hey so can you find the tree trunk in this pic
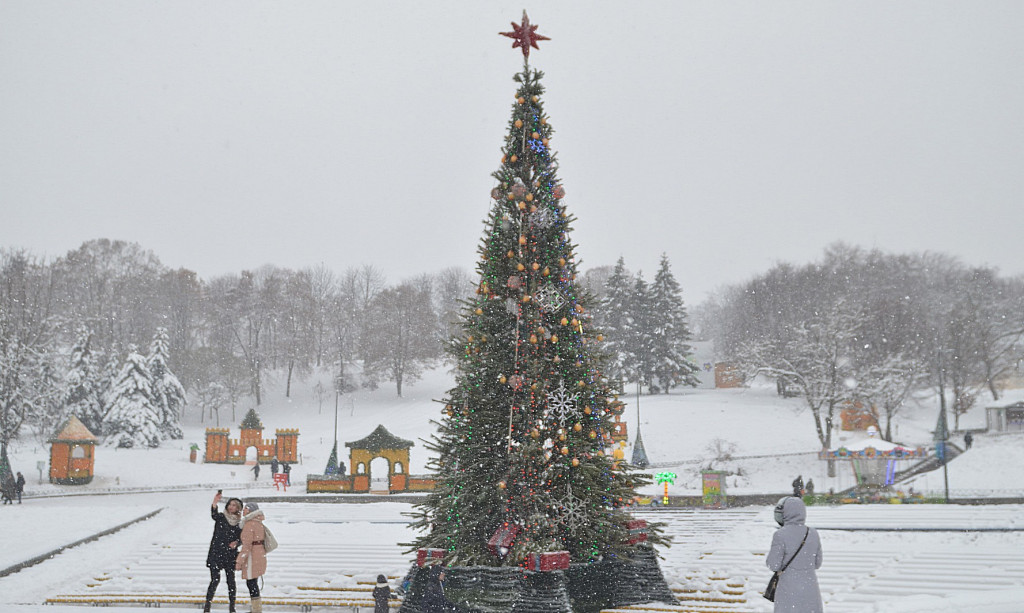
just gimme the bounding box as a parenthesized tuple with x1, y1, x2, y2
(286, 360, 294, 398)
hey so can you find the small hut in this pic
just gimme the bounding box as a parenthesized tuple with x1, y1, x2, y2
(346, 424, 414, 493)
(49, 415, 98, 485)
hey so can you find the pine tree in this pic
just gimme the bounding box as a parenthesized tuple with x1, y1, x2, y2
(410, 62, 657, 567)
(148, 327, 185, 439)
(63, 327, 104, 434)
(598, 257, 635, 386)
(648, 254, 700, 393)
(621, 273, 656, 392)
(103, 346, 161, 448)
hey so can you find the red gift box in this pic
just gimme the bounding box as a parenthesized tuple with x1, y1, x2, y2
(487, 522, 521, 558)
(626, 518, 648, 544)
(525, 551, 570, 572)
(416, 548, 446, 567)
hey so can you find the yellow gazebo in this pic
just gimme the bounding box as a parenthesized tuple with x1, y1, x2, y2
(49, 415, 98, 485)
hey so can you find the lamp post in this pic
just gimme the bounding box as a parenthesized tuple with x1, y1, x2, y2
(934, 403, 950, 503)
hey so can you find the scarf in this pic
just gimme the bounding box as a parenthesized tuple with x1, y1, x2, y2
(225, 512, 241, 527)
(240, 510, 265, 528)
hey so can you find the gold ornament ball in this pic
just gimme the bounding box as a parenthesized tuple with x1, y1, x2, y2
(514, 119, 523, 128)
(558, 433, 566, 442)
(532, 131, 540, 139)
(498, 480, 507, 489)
(531, 95, 539, 103)
(519, 235, 528, 245)
(517, 263, 525, 272)
(499, 375, 508, 384)
(510, 154, 518, 163)
(517, 201, 527, 210)
(588, 431, 597, 439)
(531, 262, 540, 270)
(475, 308, 483, 315)
(526, 193, 534, 202)
(573, 423, 582, 432)
(543, 267, 550, 276)
(558, 258, 566, 266)
(506, 250, 515, 258)
(577, 381, 585, 388)
(542, 138, 550, 146)
(529, 334, 538, 344)
(550, 334, 558, 344)
(531, 429, 540, 439)
(522, 295, 531, 303)
(597, 334, 604, 341)
(560, 446, 569, 455)
(560, 317, 569, 326)
(540, 117, 547, 125)
(517, 97, 525, 104)
(572, 458, 580, 467)
(583, 406, 592, 415)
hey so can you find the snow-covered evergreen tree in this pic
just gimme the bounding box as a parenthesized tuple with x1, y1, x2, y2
(598, 257, 635, 386)
(648, 254, 700, 393)
(63, 327, 104, 434)
(621, 272, 656, 391)
(103, 346, 161, 448)
(148, 327, 185, 439)
(96, 352, 120, 416)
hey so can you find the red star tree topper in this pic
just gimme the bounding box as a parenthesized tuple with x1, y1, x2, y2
(500, 11, 550, 59)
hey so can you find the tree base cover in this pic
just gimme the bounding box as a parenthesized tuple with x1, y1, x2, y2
(398, 546, 675, 613)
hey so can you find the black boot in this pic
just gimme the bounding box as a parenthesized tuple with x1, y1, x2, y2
(203, 601, 212, 613)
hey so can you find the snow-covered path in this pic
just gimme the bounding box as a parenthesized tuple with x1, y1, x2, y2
(6, 492, 1024, 613)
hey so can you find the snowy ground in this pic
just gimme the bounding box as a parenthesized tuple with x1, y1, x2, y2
(2, 496, 1023, 612)
(4, 367, 1024, 611)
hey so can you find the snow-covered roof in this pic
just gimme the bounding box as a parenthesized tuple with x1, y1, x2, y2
(345, 424, 413, 452)
(49, 415, 98, 443)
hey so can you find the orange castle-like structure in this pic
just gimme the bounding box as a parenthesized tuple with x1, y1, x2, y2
(204, 409, 299, 464)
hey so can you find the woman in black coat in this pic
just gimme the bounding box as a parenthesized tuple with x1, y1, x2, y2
(205, 492, 243, 613)
(373, 574, 395, 613)
(420, 566, 449, 613)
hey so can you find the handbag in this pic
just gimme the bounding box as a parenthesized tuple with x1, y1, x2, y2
(763, 527, 809, 602)
(262, 524, 279, 553)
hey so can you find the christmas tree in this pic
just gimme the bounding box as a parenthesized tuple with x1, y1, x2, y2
(410, 12, 662, 570)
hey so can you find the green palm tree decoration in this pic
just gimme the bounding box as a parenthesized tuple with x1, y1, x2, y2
(655, 471, 676, 506)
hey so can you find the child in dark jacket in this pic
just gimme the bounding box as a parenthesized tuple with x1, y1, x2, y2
(373, 574, 394, 613)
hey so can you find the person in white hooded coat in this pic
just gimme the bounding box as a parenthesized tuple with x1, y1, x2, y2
(766, 496, 823, 612)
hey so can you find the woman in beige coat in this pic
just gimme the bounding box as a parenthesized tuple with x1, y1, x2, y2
(236, 502, 268, 613)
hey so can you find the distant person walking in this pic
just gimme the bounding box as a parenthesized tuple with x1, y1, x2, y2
(767, 496, 823, 612)
(805, 479, 814, 497)
(237, 502, 268, 613)
(964, 432, 974, 449)
(205, 492, 243, 613)
(251, 463, 260, 481)
(373, 573, 396, 613)
(791, 475, 804, 497)
(270, 456, 279, 475)
(15, 471, 25, 503)
(282, 462, 291, 486)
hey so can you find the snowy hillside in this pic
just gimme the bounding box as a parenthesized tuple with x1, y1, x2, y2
(7, 366, 1022, 500)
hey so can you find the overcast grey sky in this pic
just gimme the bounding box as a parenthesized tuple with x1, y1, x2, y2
(2, 2, 1022, 304)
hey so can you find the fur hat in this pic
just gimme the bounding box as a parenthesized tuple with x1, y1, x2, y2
(244, 501, 260, 512)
